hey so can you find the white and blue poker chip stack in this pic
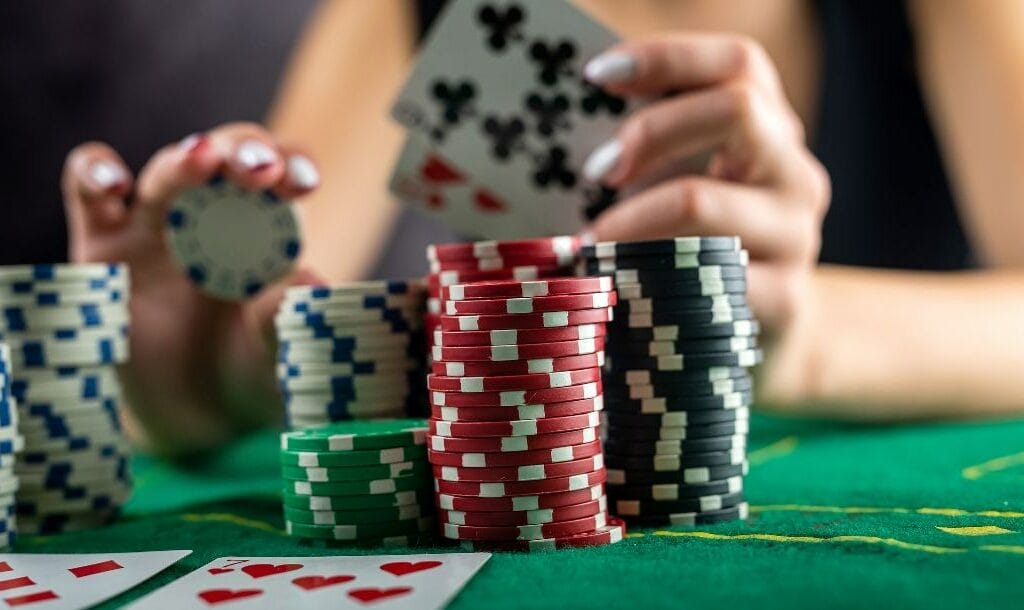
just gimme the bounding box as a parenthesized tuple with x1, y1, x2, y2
(578, 237, 759, 527)
(0, 344, 23, 548)
(0, 263, 132, 535)
(274, 280, 427, 429)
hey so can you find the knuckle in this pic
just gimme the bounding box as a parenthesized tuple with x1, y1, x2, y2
(730, 36, 769, 74)
(671, 178, 713, 225)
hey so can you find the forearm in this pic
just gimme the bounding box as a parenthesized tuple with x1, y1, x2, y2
(762, 265, 1024, 419)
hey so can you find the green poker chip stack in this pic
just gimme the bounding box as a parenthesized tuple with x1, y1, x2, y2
(280, 419, 435, 544)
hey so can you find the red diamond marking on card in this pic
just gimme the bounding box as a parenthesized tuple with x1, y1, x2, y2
(208, 568, 234, 575)
(379, 561, 442, 577)
(422, 156, 463, 184)
(5, 591, 59, 607)
(0, 563, 10, 573)
(198, 589, 262, 605)
(0, 577, 34, 592)
(474, 190, 506, 213)
(348, 587, 413, 604)
(292, 575, 355, 591)
(241, 564, 303, 579)
(69, 560, 122, 578)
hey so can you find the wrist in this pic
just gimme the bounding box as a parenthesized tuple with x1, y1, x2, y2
(757, 270, 824, 408)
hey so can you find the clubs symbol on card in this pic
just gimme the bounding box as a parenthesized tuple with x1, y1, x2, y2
(579, 81, 627, 117)
(379, 561, 442, 577)
(198, 589, 263, 605)
(348, 587, 414, 604)
(241, 563, 303, 579)
(292, 575, 356, 591)
(482, 116, 527, 160)
(525, 93, 572, 137)
(529, 39, 577, 85)
(533, 146, 577, 189)
(430, 81, 477, 141)
(477, 4, 525, 51)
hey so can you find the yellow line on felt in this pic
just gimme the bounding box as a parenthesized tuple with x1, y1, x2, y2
(936, 525, 1015, 536)
(747, 436, 798, 465)
(962, 450, 1024, 480)
(181, 513, 282, 534)
(751, 504, 1024, 519)
(980, 545, 1024, 555)
(653, 530, 965, 555)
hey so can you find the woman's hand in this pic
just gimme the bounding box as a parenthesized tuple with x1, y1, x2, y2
(61, 123, 321, 455)
(582, 33, 830, 334)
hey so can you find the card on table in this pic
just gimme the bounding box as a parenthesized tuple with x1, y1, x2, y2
(390, 0, 635, 238)
(125, 553, 491, 610)
(0, 550, 190, 610)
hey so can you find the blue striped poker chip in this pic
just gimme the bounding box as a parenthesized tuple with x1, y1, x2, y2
(0, 518, 15, 535)
(275, 308, 416, 329)
(17, 491, 128, 516)
(284, 281, 424, 302)
(12, 373, 114, 401)
(276, 320, 418, 341)
(0, 436, 23, 455)
(18, 414, 122, 439)
(278, 335, 413, 353)
(0, 400, 14, 428)
(166, 176, 301, 300)
(283, 294, 420, 315)
(9, 339, 127, 368)
(276, 360, 419, 378)
(0, 289, 126, 308)
(19, 436, 128, 459)
(1, 305, 127, 332)
(0, 263, 126, 283)
(18, 464, 132, 492)
(20, 396, 120, 418)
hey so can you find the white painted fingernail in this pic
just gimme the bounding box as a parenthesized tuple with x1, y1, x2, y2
(577, 230, 596, 247)
(236, 139, 278, 170)
(287, 155, 319, 189)
(584, 52, 636, 84)
(583, 139, 623, 182)
(178, 132, 205, 153)
(88, 161, 128, 189)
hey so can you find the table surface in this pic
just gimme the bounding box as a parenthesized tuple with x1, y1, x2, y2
(18, 413, 1024, 609)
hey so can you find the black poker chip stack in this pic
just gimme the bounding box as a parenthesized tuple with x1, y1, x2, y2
(578, 237, 759, 526)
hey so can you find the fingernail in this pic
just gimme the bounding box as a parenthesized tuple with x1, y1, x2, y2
(577, 230, 596, 247)
(584, 51, 636, 84)
(236, 140, 278, 171)
(178, 132, 206, 154)
(582, 139, 623, 182)
(88, 161, 128, 191)
(287, 154, 319, 190)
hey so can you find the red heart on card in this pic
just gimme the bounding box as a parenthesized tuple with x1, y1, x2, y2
(207, 568, 233, 575)
(379, 561, 442, 577)
(198, 589, 262, 605)
(474, 190, 506, 212)
(292, 575, 356, 591)
(241, 563, 303, 579)
(348, 587, 413, 604)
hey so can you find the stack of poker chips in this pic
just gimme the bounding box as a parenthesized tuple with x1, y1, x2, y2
(0, 345, 21, 548)
(578, 237, 759, 526)
(427, 275, 626, 551)
(274, 281, 428, 427)
(280, 419, 435, 545)
(424, 237, 581, 356)
(0, 263, 132, 534)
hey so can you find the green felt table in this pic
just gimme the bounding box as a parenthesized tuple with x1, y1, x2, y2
(18, 413, 1024, 609)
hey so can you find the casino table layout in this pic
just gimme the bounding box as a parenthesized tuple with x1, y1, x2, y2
(20, 412, 1024, 609)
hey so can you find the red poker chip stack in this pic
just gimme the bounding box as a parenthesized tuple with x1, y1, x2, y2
(423, 266, 626, 551)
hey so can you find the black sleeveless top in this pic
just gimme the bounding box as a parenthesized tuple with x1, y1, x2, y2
(405, 0, 975, 273)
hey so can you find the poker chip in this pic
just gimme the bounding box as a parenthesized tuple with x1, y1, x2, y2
(433, 324, 606, 347)
(429, 253, 577, 274)
(442, 512, 607, 541)
(427, 368, 602, 393)
(275, 282, 427, 425)
(431, 352, 605, 377)
(457, 517, 625, 552)
(432, 455, 603, 482)
(612, 491, 745, 516)
(430, 383, 602, 409)
(608, 307, 755, 329)
(615, 279, 748, 299)
(166, 177, 301, 300)
(603, 350, 763, 372)
(580, 237, 755, 527)
(434, 468, 607, 498)
(606, 462, 749, 486)
(440, 497, 606, 527)
(430, 396, 604, 423)
(427, 439, 603, 468)
(280, 419, 434, 544)
(581, 250, 749, 272)
(444, 292, 616, 316)
(443, 277, 612, 301)
(283, 504, 426, 526)
(439, 307, 614, 332)
(431, 337, 605, 363)
(606, 476, 744, 501)
(436, 484, 605, 512)
(0, 264, 134, 536)
(428, 412, 600, 437)
(428, 266, 566, 292)
(280, 420, 427, 452)
(427, 428, 598, 453)
(621, 502, 750, 526)
(427, 237, 580, 262)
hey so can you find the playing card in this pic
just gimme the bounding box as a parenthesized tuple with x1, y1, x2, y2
(0, 550, 190, 610)
(391, 0, 635, 238)
(125, 553, 491, 610)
